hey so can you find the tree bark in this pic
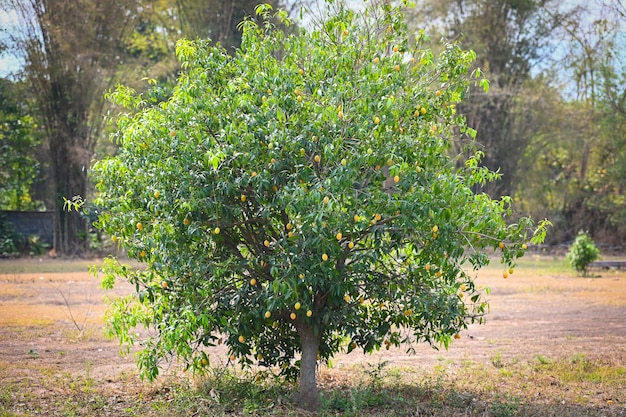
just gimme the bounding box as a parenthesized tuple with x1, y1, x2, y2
(295, 321, 321, 410)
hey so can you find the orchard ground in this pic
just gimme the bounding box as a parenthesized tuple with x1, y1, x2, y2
(0, 255, 625, 416)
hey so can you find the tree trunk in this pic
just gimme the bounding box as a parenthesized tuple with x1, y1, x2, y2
(51, 138, 89, 255)
(295, 321, 321, 410)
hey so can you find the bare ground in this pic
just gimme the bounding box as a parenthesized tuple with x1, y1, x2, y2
(1, 256, 625, 415)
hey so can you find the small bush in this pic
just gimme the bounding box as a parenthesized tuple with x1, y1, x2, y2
(567, 231, 599, 276)
(0, 214, 19, 257)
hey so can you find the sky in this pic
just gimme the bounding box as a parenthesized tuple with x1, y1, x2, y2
(0, 8, 21, 77)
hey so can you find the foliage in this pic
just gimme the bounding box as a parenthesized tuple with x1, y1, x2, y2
(0, 213, 19, 257)
(0, 78, 41, 211)
(91, 2, 547, 407)
(566, 231, 599, 276)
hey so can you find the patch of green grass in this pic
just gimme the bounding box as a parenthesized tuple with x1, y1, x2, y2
(536, 353, 626, 384)
(513, 256, 570, 274)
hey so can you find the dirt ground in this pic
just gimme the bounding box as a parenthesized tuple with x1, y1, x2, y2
(1, 255, 625, 413)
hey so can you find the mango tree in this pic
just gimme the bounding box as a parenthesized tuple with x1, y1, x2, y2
(91, 3, 548, 409)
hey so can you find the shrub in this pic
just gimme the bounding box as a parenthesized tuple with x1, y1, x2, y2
(567, 230, 599, 276)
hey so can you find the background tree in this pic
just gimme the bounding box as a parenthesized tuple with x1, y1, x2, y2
(176, 0, 280, 50)
(409, 0, 561, 198)
(92, 3, 548, 409)
(515, 1, 626, 245)
(2, 0, 144, 254)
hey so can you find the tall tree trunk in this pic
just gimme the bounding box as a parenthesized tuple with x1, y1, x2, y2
(51, 136, 89, 255)
(295, 321, 321, 410)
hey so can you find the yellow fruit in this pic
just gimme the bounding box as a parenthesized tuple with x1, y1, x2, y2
(299, 68, 304, 75)
(290, 312, 296, 320)
(460, 284, 467, 291)
(414, 109, 420, 117)
(425, 264, 431, 272)
(338, 109, 344, 119)
(314, 155, 321, 163)
(353, 214, 360, 222)
(341, 158, 347, 166)
(136, 222, 143, 230)
(436, 270, 442, 277)
(432, 225, 439, 233)
(295, 302, 301, 311)
(421, 107, 427, 114)
(267, 88, 272, 95)
(393, 175, 400, 183)
(201, 358, 208, 366)
(161, 281, 168, 289)
(111, 235, 118, 242)
(240, 194, 247, 202)
(522, 243, 528, 250)
(404, 309, 412, 316)
(238, 335, 245, 343)
(359, 296, 365, 304)
(432, 233, 438, 239)
(498, 241, 505, 249)
(342, 29, 348, 36)
(344, 294, 351, 302)
(435, 90, 442, 97)
(214, 227, 221, 235)
(323, 196, 329, 204)
(251, 171, 257, 177)
(373, 57, 380, 64)
(374, 116, 380, 124)
(265, 311, 271, 319)
(322, 253, 328, 261)
(250, 278, 257, 286)
(140, 250, 146, 258)
(184, 218, 190, 226)
(299, 273, 305, 279)
(509, 267, 514, 275)
(170, 130, 176, 137)
(375, 213, 382, 221)
(264, 240, 270, 247)
(348, 241, 354, 249)
(336, 232, 342, 240)
(153, 191, 160, 198)
(410, 57, 416, 64)
(502, 270, 509, 279)
(288, 231, 294, 238)
(286, 223, 292, 231)
(454, 334, 461, 340)
(394, 64, 400, 72)
(306, 310, 312, 317)
(297, 95, 302, 102)
(393, 45, 399, 53)
(257, 354, 263, 361)
(230, 354, 236, 361)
